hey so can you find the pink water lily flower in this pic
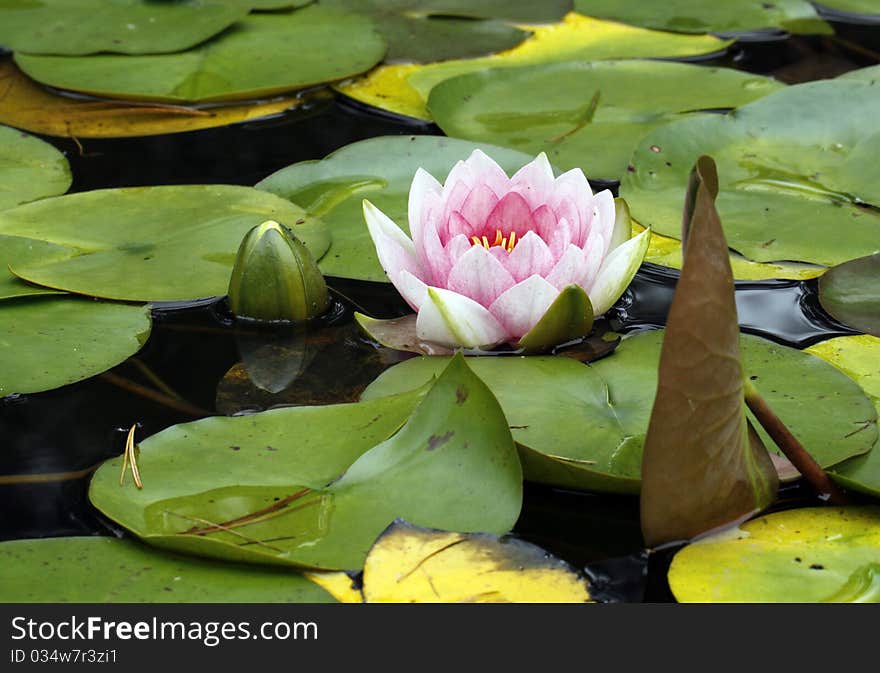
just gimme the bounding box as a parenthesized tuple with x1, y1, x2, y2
(363, 150, 651, 349)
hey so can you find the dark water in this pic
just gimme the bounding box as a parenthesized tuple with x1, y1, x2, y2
(1, 26, 877, 602)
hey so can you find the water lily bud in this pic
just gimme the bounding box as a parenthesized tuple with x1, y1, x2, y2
(228, 220, 329, 322)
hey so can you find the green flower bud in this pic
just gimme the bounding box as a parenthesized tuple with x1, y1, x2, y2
(228, 220, 329, 322)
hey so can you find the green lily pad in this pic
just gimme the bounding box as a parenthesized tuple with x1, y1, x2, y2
(89, 356, 522, 570)
(427, 60, 784, 180)
(620, 79, 880, 267)
(819, 254, 880, 337)
(668, 507, 880, 602)
(336, 15, 734, 122)
(228, 0, 311, 8)
(840, 65, 880, 82)
(0, 296, 151, 396)
(320, 1, 572, 64)
(571, 0, 832, 35)
(15, 7, 386, 103)
(362, 330, 878, 494)
(0, 235, 74, 300)
(0, 185, 329, 302)
(806, 335, 880, 498)
(256, 135, 535, 283)
(0, 125, 71, 212)
(0, 0, 250, 56)
(0, 536, 335, 603)
(818, 1, 880, 16)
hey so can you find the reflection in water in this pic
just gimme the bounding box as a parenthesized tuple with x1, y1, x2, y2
(616, 264, 856, 347)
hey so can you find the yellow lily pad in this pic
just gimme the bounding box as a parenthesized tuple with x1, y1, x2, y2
(360, 520, 592, 603)
(303, 571, 364, 603)
(335, 13, 731, 120)
(0, 60, 310, 139)
(669, 506, 880, 602)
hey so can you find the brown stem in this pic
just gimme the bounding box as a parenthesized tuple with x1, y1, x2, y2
(744, 380, 850, 505)
(128, 358, 184, 401)
(99, 372, 211, 417)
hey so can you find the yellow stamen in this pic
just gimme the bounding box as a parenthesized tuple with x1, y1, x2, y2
(469, 229, 521, 252)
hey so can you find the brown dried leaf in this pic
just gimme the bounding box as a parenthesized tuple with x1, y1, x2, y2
(640, 156, 778, 547)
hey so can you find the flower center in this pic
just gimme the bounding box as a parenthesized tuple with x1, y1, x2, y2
(470, 229, 518, 253)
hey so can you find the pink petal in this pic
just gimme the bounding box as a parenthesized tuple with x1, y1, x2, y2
(415, 189, 447, 270)
(530, 204, 557, 241)
(510, 152, 555, 209)
(485, 192, 535, 240)
(459, 183, 500, 237)
(553, 197, 583, 247)
(505, 230, 554, 282)
(446, 211, 473, 242)
(442, 175, 472, 214)
(417, 286, 508, 349)
(543, 216, 575, 259)
(552, 168, 594, 242)
(418, 184, 449, 247)
(418, 208, 452, 287)
(462, 148, 511, 195)
(363, 200, 425, 284)
(488, 275, 561, 339)
(545, 243, 586, 290)
(446, 244, 516, 308)
(408, 167, 442, 253)
(444, 233, 472, 266)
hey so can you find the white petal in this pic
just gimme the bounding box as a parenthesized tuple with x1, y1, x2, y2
(488, 275, 561, 338)
(587, 227, 651, 316)
(408, 167, 442, 252)
(417, 287, 508, 349)
(579, 230, 605, 289)
(553, 166, 592, 197)
(364, 199, 416, 256)
(363, 199, 425, 285)
(396, 269, 428, 311)
(591, 189, 616, 257)
(609, 197, 631, 253)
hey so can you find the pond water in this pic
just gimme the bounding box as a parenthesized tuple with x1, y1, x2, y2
(1, 26, 878, 602)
